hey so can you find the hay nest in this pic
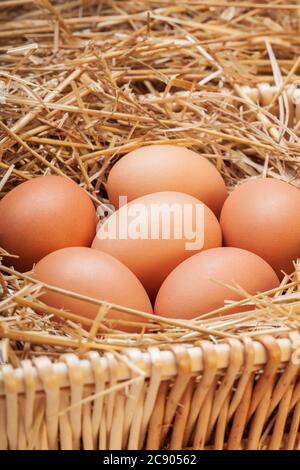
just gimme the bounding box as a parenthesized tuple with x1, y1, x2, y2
(0, 0, 300, 365)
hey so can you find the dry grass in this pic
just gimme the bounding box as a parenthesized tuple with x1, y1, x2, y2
(0, 0, 300, 364)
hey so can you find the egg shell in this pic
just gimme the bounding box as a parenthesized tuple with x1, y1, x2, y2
(0, 176, 97, 271)
(92, 191, 222, 300)
(107, 145, 227, 217)
(154, 247, 280, 319)
(220, 178, 300, 277)
(33, 247, 153, 332)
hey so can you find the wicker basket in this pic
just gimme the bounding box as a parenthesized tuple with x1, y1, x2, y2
(0, 335, 300, 450)
(0, 80, 298, 450)
(1, 0, 300, 452)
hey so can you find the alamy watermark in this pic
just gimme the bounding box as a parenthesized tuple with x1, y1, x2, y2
(96, 196, 205, 250)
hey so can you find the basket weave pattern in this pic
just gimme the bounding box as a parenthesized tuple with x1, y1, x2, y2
(1, 336, 300, 450)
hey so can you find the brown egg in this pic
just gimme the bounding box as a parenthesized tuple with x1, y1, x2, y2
(34, 247, 152, 332)
(154, 247, 279, 319)
(92, 191, 222, 300)
(220, 178, 300, 277)
(107, 145, 227, 217)
(0, 176, 97, 271)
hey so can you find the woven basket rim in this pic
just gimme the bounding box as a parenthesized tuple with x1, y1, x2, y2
(0, 336, 296, 397)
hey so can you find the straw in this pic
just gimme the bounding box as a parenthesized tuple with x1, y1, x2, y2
(0, 0, 300, 360)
